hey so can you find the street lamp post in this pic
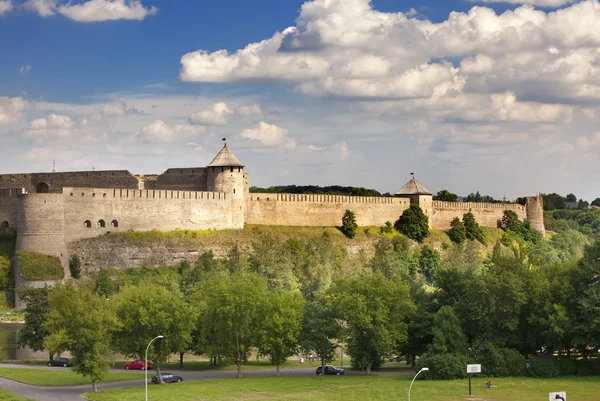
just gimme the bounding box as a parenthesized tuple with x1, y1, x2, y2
(408, 367, 429, 401)
(145, 335, 164, 401)
(0, 311, 11, 321)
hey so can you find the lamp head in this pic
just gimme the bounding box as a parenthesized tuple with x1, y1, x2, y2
(421, 367, 429, 372)
(157, 335, 164, 339)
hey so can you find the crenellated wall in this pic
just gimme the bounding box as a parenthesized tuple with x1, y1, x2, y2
(146, 167, 209, 191)
(245, 193, 411, 227)
(430, 201, 527, 230)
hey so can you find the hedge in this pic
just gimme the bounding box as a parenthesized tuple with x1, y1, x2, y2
(17, 251, 64, 281)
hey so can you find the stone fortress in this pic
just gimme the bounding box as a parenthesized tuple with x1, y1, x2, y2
(0, 144, 545, 290)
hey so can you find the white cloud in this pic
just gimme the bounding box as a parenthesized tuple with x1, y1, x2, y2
(240, 121, 296, 149)
(189, 102, 232, 125)
(0, 0, 12, 15)
(24, 0, 157, 21)
(467, 0, 575, 7)
(0, 97, 26, 126)
(26, 113, 74, 138)
(140, 120, 205, 143)
(18, 65, 32, 75)
(306, 141, 350, 161)
(235, 104, 263, 117)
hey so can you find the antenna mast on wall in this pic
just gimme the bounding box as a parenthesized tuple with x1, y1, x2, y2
(52, 160, 56, 172)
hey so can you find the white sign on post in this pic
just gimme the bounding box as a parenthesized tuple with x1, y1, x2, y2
(549, 392, 566, 401)
(466, 364, 481, 374)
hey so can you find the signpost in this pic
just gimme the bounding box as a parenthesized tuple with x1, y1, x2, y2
(466, 364, 481, 396)
(549, 392, 566, 401)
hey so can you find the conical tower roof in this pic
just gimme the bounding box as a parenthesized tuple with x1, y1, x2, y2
(394, 177, 431, 196)
(207, 145, 244, 167)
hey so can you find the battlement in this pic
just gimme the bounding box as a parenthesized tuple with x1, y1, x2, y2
(249, 193, 409, 205)
(62, 187, 227, 201)
(432, 201, 525, 212)
(0, 188, 24, 197)
(0, 170, 135, 180)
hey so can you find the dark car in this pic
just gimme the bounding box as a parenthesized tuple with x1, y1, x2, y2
(151, 373, 183, 384)
(316, 365, 345, 375)
(48, 358, 70, 367)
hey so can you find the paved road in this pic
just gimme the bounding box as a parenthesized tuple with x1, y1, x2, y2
(0, 363, 414, 401)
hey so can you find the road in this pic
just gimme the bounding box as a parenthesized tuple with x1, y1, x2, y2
(0, 364, 332, 401)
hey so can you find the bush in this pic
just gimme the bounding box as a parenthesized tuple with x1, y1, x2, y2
(448, 217, 466, 244)
(395, 205, 429, 241)
(0, 255, 12, 291)
(470, 341, 525, 377)
(380, 221, 393, 234)
(526, 357, 561, 378)
(463, 213, 486, 244)
(416, 353, 469, 380)
(69, 255, 82, 279)
(17, 251, 64, 281)
(500, 348, 526, 377)
(341, 210, 358, 239)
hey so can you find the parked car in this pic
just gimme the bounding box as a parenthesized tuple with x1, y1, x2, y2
(124, 360, 152, 370)
(151, 373, 184, 384)
(316, 365, 345, 375)
(48, 358, 71, 367)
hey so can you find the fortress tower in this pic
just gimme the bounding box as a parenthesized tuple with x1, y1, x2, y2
(394, 177, 434, 226)
(206, 144, 245, 229)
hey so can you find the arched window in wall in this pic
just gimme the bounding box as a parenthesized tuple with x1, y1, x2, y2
(0, 221, 9, 230)
(84, 220, 92, 228)
(111, 220, 119, 228)
(98, 220, 106, 228)
(36, 182, 49, 193)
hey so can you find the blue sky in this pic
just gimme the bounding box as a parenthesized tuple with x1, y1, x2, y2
(1, 0, 599, 200)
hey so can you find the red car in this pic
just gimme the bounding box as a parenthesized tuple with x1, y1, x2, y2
(124, 360, 152, 370)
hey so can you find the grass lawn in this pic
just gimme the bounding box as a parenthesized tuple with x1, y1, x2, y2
(83, 375, 600, 401)
(0, 389, 32, 401)
(0, 368, 145, 387)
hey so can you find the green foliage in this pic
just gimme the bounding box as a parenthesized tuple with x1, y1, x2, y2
(466, 191, 500, 203)
(249, 185, 382, 197)
(545, 208, 600, 237)
(69, 255, 81, 279)
(94, 269, 116, 297)
(470, 340, 524, 377)
(501, 210, 521, 232)
(299, 299, 338, 371)
(463, 212, 486, 244)
(433, 190, 459, 202)
(592, 198, 600, 207)
(327, 275, 414, 374)
(0, 221, 15, 241)
(429, 306, 467, 355)
(526, 357, 561, 378)
(341, 210, 358, 239)
(416, 353, 469, 380)
(418, 245, 441, 281)
(17, 286, 50, 354)
(0, 255, 12, 291)
(543, 193, 567, 210)
(369, 237, 417, 280)
(44, 282, 118, 391)
(447, 217, 466, 244)
(379, 221, 393, 234)
(395, 204, 429, 241)
(16, 251, 64, 281)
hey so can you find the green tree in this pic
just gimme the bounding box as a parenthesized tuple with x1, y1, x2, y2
(429, 306, 468, 355)
(193, 272, 267, 378)
(257, 290, 304, 376)
(17, 287, 51, 358)
(448, 217, 466, 244)
(112, 281, 194, 382)
(565, 193, 577, 203)
(69, 255, 81, 279)
(466, 191, 483, 202)
(577, 199, 589, 210)
(395, 204, 429, 241)
(500, 210, 521, 232)
(418, 245, 442, 281)
(434, 190, 459, 202)
(299, 299, 339, 374)
(463, 212, 486, 243)
(591, 198, 600, 207)
(328, 275, 414, 375)
(341, 210, 358, 239)
(543, 193, 567, 210)
(43, 282, 118, 392)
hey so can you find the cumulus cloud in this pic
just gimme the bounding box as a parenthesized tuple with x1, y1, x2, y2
(306, 141, 350, 161)
(240, 121, 296, 149)
(26, 113, 74, 138)
(189, 102, 233, 125)
(0, 97, 26, 127)
(18, 65, 32, 74)
(0, 1, 12, 15)
(467, 0, 575, 7)
(235, 104, 263, 117)
(24, 0, 157, 21)
(89, 100, 142, 121)
(140, 120, 205, 142)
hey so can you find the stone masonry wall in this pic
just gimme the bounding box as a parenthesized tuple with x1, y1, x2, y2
(62, 187, 236, 243)
(430, 201, 527, 230)
(146, 167, 209, 191)
(0, 188, 22, 229)
(0, 171, 139, 193)
(245, 193, 411, 227)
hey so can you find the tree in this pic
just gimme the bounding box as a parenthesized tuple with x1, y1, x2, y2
(395, 204, 429, 241)
(299, 299, 339, 375)
(543, 193, 567, 210)
(500, 210, 521, 232)
(434, 190, 459, 202)
(112, 281, 194, 383)
(463, 212, 486, 243)
(328, 275, 414, 375)
(592, 198, 600, 207)
(43, 282, 118, 392)
(429, 306, 468, 355)
(577, 199, 589, 210)
(448, 217, 466, 244)
(341, 210, 358, 239)
(565, 193, 577, 203)
(466, 191, 483, 202)
(17, 287, 51, 358)
(69, 255, 81, 279)
(193, 272, 267, 378)
(418, 245, 441, 281)
(257, 290, 304, 376)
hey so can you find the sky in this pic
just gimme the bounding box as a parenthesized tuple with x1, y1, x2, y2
(0, 0, 599, 201)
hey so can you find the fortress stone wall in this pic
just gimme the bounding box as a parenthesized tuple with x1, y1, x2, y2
(0, 144, 545, 297)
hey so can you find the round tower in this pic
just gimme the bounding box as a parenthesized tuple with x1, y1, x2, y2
(206, 144, 245, 229)
(526, 196, 545, 236)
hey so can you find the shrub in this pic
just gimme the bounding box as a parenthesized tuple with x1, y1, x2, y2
(16, 251, 64, 281)
(500, 348, 526, 377)
(0, 255, 12, 291)
(526, 357, 561, 378)
(69, 255, 82, 279)
(463, 212, 486, 244)
(448, 217, 466, 244)
(416, 353, 469, 380)
(341, 210, 358, 239)
(380, 221, 393, 234)
(470, 341, 525, 377)
(395, 205, 429, 241)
